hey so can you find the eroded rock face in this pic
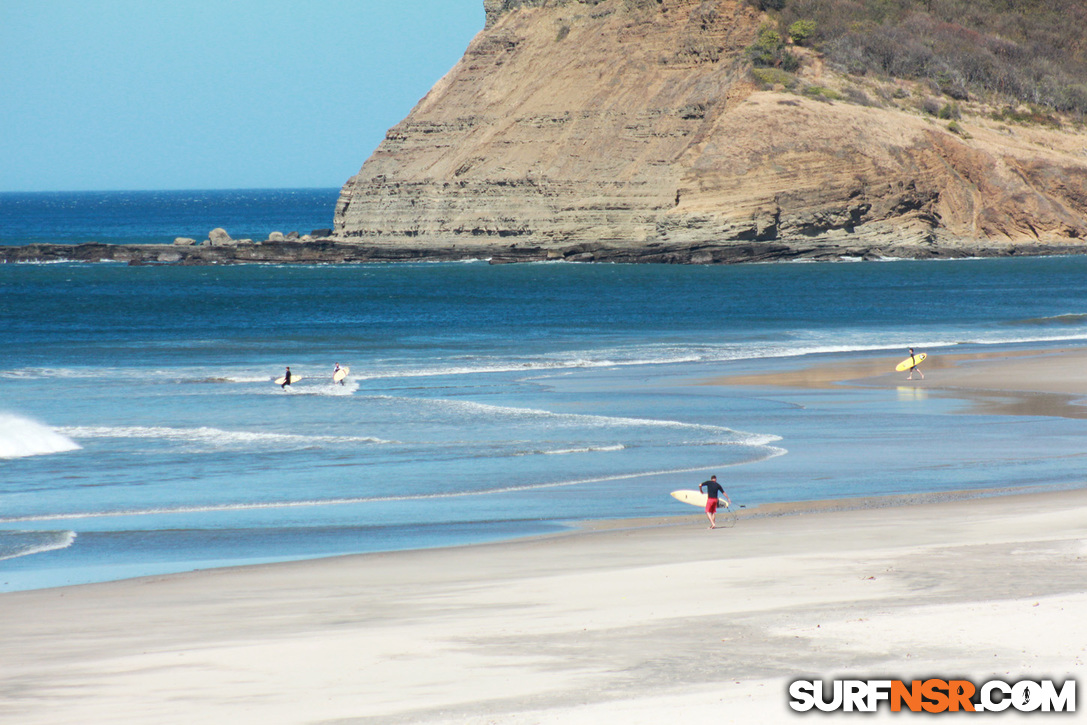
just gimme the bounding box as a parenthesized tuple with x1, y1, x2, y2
(336, 0, 763, 249)
(333, 0, 1087, 258)
(208, 228, 234, 246)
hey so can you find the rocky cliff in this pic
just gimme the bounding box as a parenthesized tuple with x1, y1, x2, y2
(334, 0, 1087, 261)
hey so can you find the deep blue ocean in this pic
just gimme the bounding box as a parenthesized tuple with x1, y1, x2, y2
(3, 190, 1087, 591)
(0, 189, 339, 245)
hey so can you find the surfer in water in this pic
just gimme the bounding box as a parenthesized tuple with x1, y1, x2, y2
(699, 475, 731, 529)
(333, 362, 344, 385)
(906, 347, 924, 380)
(281, 366, 292, 389)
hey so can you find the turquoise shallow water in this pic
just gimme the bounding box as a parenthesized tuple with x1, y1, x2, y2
(3, 246, 1087, 590)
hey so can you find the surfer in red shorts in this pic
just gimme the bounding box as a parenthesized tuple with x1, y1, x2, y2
(699, 475, 731, 529)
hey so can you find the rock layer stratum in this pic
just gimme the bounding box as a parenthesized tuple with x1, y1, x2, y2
(332, 0, 1087, 262)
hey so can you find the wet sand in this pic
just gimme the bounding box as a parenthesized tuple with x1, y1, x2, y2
(710, 346, 1087, 418)
(2, 349, 1086, 724)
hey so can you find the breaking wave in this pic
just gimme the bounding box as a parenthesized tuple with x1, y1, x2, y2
(0, 530, 77, 561)
(0, 413, 82, 459)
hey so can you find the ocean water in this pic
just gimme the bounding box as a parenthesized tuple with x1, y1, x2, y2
(0, 189, 340, 245)
(4, 194, 1087, 591)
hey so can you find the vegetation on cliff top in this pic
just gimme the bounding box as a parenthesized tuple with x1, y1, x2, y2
(745, 0, 1087, 116)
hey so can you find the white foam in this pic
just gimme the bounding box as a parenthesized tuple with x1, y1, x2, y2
(371, 395, 782, 446)
(5, 334, 1087, 388)
(275, 379, 362, 396)
(203, 375, 270, 384)
(0, 413, 82, 459)
(541, 444, 627, 455)
(4, 259, 85, 265)
(0, 368, 102, 380)
(57, 425, 392, 447)
(0, 530, 77, 561)
(0, 451, 788, 525)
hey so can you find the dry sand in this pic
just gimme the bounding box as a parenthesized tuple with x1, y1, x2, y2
(2, 349, 1086, 724)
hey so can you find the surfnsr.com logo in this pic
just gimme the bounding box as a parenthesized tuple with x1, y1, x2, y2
(788, 678, 1076, 713)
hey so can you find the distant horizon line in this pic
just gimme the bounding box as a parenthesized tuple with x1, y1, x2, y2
(0, 186, 344, 195)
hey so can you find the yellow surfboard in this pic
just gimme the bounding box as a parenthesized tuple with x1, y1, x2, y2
(895, 353, 927, 372)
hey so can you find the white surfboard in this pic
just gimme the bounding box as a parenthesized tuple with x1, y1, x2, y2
(670, 489, 725, 508)
(333, 366, 349, 383)
(274, 375, 301, 385)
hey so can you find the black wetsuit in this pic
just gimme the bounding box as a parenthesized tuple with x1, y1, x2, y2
(700, 480, 724, 499)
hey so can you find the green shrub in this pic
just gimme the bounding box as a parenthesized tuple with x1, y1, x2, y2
(947, 121, 970, 137)
(788, 19, 817, 46)
(937, 102, 961, 120)
(803, 85, 843, 101)
(752, 67, 795, 88)
(746, 25, 797, 69)
(990, 106, 1063, 129)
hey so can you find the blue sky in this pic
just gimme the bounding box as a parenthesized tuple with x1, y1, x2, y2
(0, 1, 484, 191)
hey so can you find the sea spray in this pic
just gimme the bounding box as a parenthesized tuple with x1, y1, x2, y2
(0, 412, 81, 459)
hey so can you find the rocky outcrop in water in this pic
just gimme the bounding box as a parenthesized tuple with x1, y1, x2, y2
(332, 0, 1087, 260)
(7, 237, 1086, 266)
(8, 0, 1087, 266)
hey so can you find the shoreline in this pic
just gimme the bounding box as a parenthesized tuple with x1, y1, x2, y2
(6, 240, 1087, 266)
(7, 342, 1087, 593)
(3, 343, 1087, 721)
(705, 346, 1085, 389)
(577, 481, 1086, 532)
(2, 486, 1083, 723)
(707, 344, 1087, 419)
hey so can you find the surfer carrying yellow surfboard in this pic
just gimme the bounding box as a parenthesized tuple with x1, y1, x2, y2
(905, 347, 924, 380)
(699, 475, 731, 529)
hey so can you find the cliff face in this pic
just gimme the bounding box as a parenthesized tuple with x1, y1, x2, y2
(333, 0, 1087, 260)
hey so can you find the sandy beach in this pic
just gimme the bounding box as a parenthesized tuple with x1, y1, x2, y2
(3, 349, 1085, 724)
